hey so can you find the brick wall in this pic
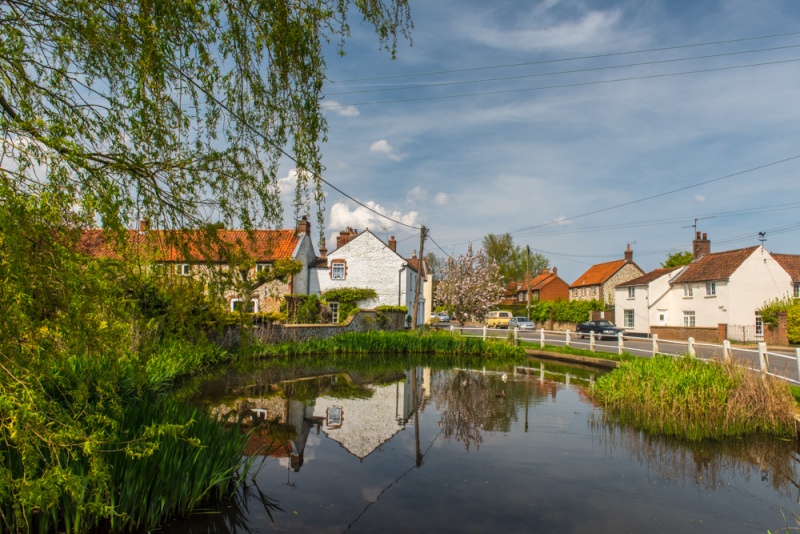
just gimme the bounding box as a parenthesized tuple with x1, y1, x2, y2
(650, 325, 720, 343)
(763, 312, 789, 346)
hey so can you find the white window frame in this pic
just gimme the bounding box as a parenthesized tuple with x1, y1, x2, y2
(331, 261, 346, 280)
(627, 287, 635, 299)
(683, 284, 693, 298)
(176, 263, 191, 276)
(705, 281, 716, 296)
(794, 282, 800, 298)
(755, 312, 763, 337)
(230, 298, 259, 313)
(329, 301, 339, 323)
(683, 311, 696, 328)
(624, 309, 635, 328)
(256, 263, 272, 273)
(518, 293, 525, 302)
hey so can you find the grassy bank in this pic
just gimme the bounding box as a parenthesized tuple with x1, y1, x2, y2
(521, 342, 639, 363)
(591, 355, 796, 440)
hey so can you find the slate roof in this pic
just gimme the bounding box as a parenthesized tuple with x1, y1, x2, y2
(570, 259, 628, 288)
(79, 228, 302, 262)
(773, 253, 800, 282)
(671, 246, 758, 284)
(616, 267, 681, 288)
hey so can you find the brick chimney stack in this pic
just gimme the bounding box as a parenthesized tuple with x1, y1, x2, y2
(318, 238, 327, 259)
(336, 227, 358, 249)
(296, 215, 311, 236)
(624, 244, 633, 262)
(693, 231, 711, 260)
(388, 236, 396, 252)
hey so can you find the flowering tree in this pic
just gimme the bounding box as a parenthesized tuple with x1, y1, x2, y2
(435, 244, 504, 326)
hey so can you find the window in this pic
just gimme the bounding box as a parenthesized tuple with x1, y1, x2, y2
(624, 309, 635, 328)
(657, 310, 667, 325)
(794, 282, 800, 298)
(331, 261, 346, 280)
(329, 302, 339, 323)
(627, 287, 635, 299)
(176, 263, 191, 276)
(683, 311, 695, 327)
(755, 312, 763, 337)
(255, 263, 272, 273)
(230, 298, 258, 313)
(683, 284, 693, 298)
(518, 293, 525, 302)
(705, 281, 716, 296)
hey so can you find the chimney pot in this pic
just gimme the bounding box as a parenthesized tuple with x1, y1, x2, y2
(702, 233, 707, 239)
(693, 232, 711, 260)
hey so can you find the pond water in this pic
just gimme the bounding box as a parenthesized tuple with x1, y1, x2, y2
(163, 357, 800, 533)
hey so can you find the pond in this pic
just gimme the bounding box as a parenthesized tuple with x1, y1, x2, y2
(162, 357, 800, 533)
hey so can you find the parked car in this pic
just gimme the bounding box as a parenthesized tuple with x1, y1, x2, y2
(486, 310, 513, 328)
(508, 317, 535, 330)
(576, 320, 623, 339)
(436, 311, 451, 322)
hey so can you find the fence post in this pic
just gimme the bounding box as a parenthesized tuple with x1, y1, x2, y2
(565, 329, 571, 348)
(589, 331, 596, 352)
(450, 324, 454, 333)
(514, 327, 519, 346)
(617, 332, 624, 356)
(722, 339, 732, 363)
(652, 334, 658, 356)
(758, 342, 768, 376)
(796, 348, 800, 385)
(687, 337, 696, 357)
(482, 326, 487, 341)
(539, 328, 545, 348)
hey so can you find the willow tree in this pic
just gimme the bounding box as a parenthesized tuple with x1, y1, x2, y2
(0, 2, 412, 531)
(1, 0, 411, 233)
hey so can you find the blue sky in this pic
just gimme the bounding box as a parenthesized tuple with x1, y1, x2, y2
(278, 0, 800, 285)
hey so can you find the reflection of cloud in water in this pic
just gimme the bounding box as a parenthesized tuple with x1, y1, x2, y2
(590, 417, 799, 496)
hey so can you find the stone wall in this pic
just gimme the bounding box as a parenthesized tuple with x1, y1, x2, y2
(216, 310, 406, 349)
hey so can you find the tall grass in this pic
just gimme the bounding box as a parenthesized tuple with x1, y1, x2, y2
(591, 355, 796, 440)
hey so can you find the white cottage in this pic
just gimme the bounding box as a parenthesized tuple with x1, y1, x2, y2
(311, 228, 430, 325)
(615, 233, 799, 337)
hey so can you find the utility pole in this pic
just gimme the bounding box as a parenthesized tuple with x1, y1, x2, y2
(411, 225, 426, 330)
(526, 245, 532, 319)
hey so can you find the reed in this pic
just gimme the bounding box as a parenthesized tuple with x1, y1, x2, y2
(591, 355, 796, 440)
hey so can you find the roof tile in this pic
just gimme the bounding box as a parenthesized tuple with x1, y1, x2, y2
(570, 259, 628, 288)
(671, 246, 758, 284)
(773, 253, 800, 282)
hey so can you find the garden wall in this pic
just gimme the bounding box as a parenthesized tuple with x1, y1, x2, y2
(215, 310, 406, 349)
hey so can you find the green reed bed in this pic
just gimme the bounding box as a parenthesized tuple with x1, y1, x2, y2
(255, 330, 527, 363)
(591, 355, 796, 440)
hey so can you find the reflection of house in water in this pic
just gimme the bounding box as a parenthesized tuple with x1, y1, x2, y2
(312, 367, 425, 460)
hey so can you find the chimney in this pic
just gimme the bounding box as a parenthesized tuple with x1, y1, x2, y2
(693, 231, 711, 260)
(412, 249, 417, 259)
(388, 236, 396, 252)
(624, 244, 633, 262)
(296, 215, 311, 236)
(552, 266, 557, 275)
(319, 238, 327, 259)
(336, 227, 358, 249)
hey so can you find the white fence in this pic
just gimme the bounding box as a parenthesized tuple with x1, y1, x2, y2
(446, 324, 800, 385)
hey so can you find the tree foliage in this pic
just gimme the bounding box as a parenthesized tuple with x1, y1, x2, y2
(482, 233, 549, 283)
(435, 244, 504, 325)
(1, 0, 412, 234)
(661, 251, 694, 268)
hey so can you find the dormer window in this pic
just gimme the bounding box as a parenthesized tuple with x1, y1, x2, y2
(256, 263, 272, 273)
(176, 263, 191, 276)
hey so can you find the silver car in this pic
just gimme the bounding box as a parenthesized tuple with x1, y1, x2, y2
(508, 317, 535, 329)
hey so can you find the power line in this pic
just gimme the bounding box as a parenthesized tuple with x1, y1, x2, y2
(326, 44, 800, 97)
(329, 31, 800, 83)
(323, 56, 800, 108)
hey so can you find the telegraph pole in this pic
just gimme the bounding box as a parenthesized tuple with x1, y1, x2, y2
(526, 245, 532, 319)
(411, 225, 426, 329)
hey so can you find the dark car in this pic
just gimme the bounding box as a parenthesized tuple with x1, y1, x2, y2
(575, 320, 623, 340)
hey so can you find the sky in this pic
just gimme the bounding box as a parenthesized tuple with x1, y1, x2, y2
(277, 0, 800, 286)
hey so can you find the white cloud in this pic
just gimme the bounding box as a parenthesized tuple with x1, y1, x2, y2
(434, 192, 449, 205)
(322, 100, 360, 117)
(694, 195, 706, 203)
(369, 139, 408, 162)
(329, 201, 418, 237)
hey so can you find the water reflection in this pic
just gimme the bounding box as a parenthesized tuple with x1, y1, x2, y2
(165, 358, 800, 533)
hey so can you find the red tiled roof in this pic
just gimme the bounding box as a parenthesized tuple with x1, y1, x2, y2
(671, 246, 758, 284)
(516, 270, 561, 292)
(773, 253, 800, 282)
(570, 259, 628, 288)
(78, 228, 302, 263)
(617, 267, 681, 288)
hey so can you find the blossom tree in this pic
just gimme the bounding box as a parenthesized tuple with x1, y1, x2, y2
(435, 244, 505, 326)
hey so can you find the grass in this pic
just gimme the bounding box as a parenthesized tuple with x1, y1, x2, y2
(521, 341, 640, 363)
(591, 355, 796, 440)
